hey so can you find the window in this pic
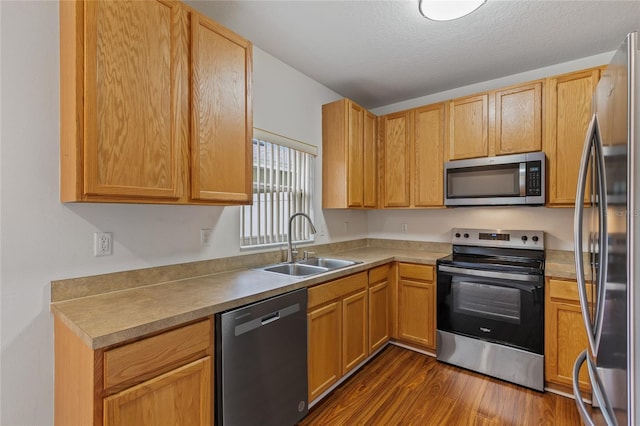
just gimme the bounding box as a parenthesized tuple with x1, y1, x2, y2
(240, 129, 316, 248)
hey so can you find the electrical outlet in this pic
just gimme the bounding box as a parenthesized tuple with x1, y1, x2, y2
(401, 223, 408, 233)
(343, 222, 349, 233)
(201, 228, 213, 247)
(94, 232, 112, 256)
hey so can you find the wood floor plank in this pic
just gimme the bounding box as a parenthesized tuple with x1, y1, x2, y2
(299, 345, 585, 426)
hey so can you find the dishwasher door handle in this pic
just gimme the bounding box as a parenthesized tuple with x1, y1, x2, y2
(261, 311, 280, 325)
(234, 302, 300, 336)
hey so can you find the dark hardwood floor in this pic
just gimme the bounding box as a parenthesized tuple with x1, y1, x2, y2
(299, 345, 593, 425)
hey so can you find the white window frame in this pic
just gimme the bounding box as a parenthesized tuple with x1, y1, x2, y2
(240, 128, 317, 249)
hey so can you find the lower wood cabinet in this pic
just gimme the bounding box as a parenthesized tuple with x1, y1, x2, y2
(368, 264, 391, 353)
(342, 290, 368, 373)
(54, 317, 213, 425)
(307, 272, 368, 401)
(307, 301, 342, 401)
(103, 358, 211, 425)
(545, 277, 593, 394)
(397, 263, 436, 351)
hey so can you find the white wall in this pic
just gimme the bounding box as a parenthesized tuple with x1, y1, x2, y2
(368, 51, 615, 251)
(0, 2, 365, 424)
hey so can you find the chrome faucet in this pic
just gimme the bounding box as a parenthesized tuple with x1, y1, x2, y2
(287, 213, 317, 263)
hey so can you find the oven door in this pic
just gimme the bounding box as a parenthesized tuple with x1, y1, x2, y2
(437, 264, 544, 354)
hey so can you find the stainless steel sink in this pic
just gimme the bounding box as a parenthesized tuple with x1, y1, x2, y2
(297, 257, 360, 269)
(259, 263, 329, 277)
(256, 257, 361, 277)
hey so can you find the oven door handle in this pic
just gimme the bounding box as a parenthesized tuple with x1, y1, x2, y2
(438, 265, 541, 283)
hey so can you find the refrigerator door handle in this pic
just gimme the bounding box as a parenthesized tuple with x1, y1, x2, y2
(573, 350, 619, 426)
(574, 114, 598, 354)
(573, 350, 596, 426)
(592, 117, 608, 353)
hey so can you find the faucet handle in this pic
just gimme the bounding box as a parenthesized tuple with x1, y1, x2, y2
(302, 250, 315, 260)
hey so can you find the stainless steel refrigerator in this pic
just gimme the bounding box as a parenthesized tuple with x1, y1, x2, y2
(573, 31, 639, 425)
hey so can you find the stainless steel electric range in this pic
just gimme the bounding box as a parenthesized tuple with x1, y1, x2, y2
(436, 228, 545, 391)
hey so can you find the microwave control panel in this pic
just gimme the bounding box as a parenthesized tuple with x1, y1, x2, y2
(526, 161, 542, 196)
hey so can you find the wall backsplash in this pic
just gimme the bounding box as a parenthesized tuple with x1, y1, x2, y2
(366, 206, 575, 251)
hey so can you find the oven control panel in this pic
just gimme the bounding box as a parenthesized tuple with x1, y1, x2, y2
(451, 228, 544, 250)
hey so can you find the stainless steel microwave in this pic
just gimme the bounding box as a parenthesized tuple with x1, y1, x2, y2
(444, 152, 546, 206)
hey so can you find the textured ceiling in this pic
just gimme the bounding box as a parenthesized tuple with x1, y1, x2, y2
(187, 0, 640, 109)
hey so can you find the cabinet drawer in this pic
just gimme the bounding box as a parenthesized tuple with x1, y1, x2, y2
(104, 319, 212, 392)
(549, 278, 593, 303)
(398, 263, 434, 282)
(308, 272, 368, 309)
(369, 264, 390, 285)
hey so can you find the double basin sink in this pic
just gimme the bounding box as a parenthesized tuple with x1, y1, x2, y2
(257, 257, 361, 277)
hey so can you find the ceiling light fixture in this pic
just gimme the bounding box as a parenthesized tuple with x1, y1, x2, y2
(418, 0, 487, 21)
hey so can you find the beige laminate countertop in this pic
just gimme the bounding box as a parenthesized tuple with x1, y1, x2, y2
(51, 247, 446, 350)
(51, 245, 578, 351)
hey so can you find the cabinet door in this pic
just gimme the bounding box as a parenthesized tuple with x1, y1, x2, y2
(308, 301, 342, 401)
(494, 81, 543, 155)
(397, 264, 435, 350)
(342, 290, 368, 374)
(546, 69, 600, 206)
(545, 279, 593, 393)
(414, 103, 445, 207)
(347, 102, 365, 207)
(191, 14, 252, 203)
(83, 0, 184, 199)
(363, 111, 378, 208)
(103, 357, 211, 426)
(448, 94, 488, 160)
(382, 111, 411, 207)
(368, 277, 390, 353)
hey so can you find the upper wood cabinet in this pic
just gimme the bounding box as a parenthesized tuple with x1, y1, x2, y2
(322, 99, 377, 208)
(494, 81, 543, 155)
(414, 103, 446, 207)
(447, 81, 543, 161)
(380, 103, 446, 208)
(448, 94, 489, 160)
(190, 13, 252, 203)
(545, 68, 600, 206)
(381, 110, 412, 207)
(363, 111, 378, 207)
(60, 0, 252, 205)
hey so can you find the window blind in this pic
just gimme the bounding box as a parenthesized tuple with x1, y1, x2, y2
(241, 137, 315, 248)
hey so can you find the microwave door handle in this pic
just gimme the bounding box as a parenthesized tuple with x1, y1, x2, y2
(592, 118, 608, 352)
(574, 114, 598, 354)
(519, 163, 526, 196)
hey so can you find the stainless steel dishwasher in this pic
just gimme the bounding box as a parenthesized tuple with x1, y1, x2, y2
(215, 288, 308, 426)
